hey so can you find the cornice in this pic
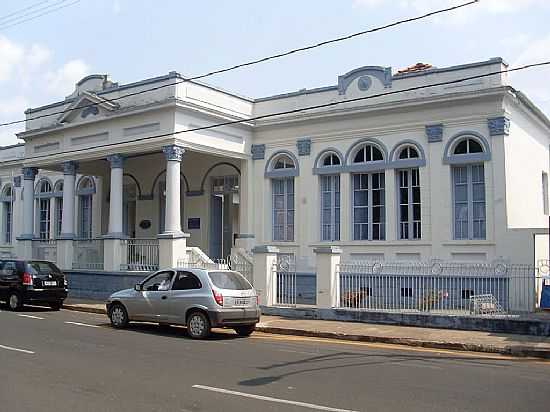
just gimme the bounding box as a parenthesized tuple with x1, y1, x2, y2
(253, 87, 507, 129)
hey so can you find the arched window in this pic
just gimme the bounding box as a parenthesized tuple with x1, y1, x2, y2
(1, 185, 13, 244)
(352, 144, 384, 163)
(53, 180, 63, 238)
(315, 150, 343, 242)
(265, 152, 299, 242)
(347, 142, 387, 241)
(444, 133, 490, 240)
(398, 146, 419, 159)
(77, 176, 95, 239)
(35, 178, 53, 240)
(390, 142, 425, 240)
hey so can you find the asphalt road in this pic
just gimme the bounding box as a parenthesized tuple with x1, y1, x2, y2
(1, 306, 549, 412)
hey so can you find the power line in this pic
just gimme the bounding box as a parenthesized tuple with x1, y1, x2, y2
(0, 0, 479, 128)
(0, 0, 51, 23)
(22, 60, 550, 163)
(0, 0, 80, 31)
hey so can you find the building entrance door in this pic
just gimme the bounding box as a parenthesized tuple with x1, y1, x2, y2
(209, 176, 239, 260)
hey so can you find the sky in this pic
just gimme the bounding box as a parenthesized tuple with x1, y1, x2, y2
(0, 0, 549, 146)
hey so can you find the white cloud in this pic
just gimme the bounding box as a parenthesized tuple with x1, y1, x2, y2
(26, 44, 52, 68)
(0, 36, 24, 81)
(45, 59, 91, 97)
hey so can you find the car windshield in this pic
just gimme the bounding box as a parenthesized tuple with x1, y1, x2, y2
(208, 271, 251, 290)
(26, 261, 62, 276)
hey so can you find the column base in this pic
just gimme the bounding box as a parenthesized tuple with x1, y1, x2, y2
(56, 239, 74, 270)
(158, 234, 189, 268)
(104, 238, 126, 272)
(16, 239, 33, 259)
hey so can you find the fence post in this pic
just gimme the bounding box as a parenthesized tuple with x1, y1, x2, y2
(314, 246, 342, 308)
(56, 239, 74, 270)
(252, 245, 279, 306)
(104, 238, 125, 271)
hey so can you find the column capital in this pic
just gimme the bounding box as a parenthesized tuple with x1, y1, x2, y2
(107, 154, 125, 169)
(62, 161, 78, 176)
(162, 145, 185, 162)
(488, 116, 510, 136)
(22, 167, 38, 181)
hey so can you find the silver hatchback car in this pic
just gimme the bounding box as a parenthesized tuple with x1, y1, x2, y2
(106, 268, 260, 339)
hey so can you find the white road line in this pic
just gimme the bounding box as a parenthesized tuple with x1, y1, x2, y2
(0, 344, 35, 354)
(17, 314, 45, 320)
(192, 385, 359, 412)
(64, 321, 101, 328)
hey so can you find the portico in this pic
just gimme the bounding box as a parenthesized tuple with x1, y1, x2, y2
(13, 72, 255, 272)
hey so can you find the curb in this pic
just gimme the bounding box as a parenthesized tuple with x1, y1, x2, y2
(253, 326, 550, 360)
(62, 304, 550, 360)
(63, 304, 106, 315)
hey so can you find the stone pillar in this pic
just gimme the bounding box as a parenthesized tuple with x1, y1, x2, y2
(104, 154, 126, 271)
(17, 167, 38, 258)
(235, 158, 256, 251)
(314, 246, 342, 308)
(252, 245, 279, 306)
(158, 145, 188, 268)
(57, 161, 78, 270)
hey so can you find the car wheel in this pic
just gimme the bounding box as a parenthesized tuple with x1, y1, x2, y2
(7, 291, 22, 311)
(234, 324, 256, 337)
(187, 311, 211, 339)
(109, 303, 129, 329)
(49, 301, 63, 311)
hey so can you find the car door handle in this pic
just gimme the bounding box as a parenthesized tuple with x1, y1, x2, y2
(161, 296, 168, 300)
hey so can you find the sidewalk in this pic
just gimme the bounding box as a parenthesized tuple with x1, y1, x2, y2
(63, 298, 550, 360)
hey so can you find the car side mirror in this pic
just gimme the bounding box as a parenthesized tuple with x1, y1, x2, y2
(134, 284, 142, 292)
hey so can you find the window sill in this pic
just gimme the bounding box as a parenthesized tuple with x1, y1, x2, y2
(442, 240, 495, 246)
(310, 240, 433, 247)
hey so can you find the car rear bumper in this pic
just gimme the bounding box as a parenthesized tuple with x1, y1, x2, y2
(208, 308, 260, 327)
(23, 288, 68, 303)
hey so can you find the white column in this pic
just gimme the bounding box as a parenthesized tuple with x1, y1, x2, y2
(21, 167, 37, 239)
(235, 158, 256, 250)
(107, 154, 124, 236)
(60, 161, 77, 238)
(17, 167, 37, 259)
(162, 145, 185, 236)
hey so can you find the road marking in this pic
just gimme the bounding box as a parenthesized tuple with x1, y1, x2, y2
(64, 321, 101, 328)
(17, 314, 45, 320)
(0, 344, 35, 354)
(192, 385, 359, 412)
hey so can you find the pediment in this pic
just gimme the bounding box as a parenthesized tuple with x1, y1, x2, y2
(57, 91, 119, 124)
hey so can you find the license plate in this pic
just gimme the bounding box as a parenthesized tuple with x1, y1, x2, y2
(234, 298, 248, 306)
(43, 281, 57, 286)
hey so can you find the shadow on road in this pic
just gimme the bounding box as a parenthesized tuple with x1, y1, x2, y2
(239, 347, 541, 387)
(118, 322, 244, 342)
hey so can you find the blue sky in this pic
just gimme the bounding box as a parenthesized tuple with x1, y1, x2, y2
(0, 0, 548, 145)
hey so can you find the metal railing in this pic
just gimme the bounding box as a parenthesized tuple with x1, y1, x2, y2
(32, 239, 57, 261)
(274, 256, 297, 306)
(230, 249, 254, 284)
(122, 238, 159, 272)
(337, 260, 537, 316)
(72, 238, 104, 270)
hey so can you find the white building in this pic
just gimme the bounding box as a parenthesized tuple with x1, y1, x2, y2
(0, 57, 549, 275)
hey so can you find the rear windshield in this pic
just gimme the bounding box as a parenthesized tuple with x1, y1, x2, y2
(208, 271, 251, 290)
(26, 261, 62, 276)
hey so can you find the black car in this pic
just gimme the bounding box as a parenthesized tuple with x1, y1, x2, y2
(0, 259, 68, 311)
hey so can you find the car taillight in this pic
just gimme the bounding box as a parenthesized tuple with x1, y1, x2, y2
(212, 289, 223, 306)
(256, 295, 260, 305)
(22, 272, 33, 286)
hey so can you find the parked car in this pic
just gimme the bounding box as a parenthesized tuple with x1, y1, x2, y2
(0, 259, 68, 311)
(106, 268, 260, 339)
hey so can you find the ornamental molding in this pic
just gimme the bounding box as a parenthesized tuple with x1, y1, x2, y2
(107, 154, 125, 168)
(251, 144, 266, 160)
(162, 145, 185, 162)
(62, 161, 78, 176)
(296, 138, 311, 156)
(22, 167, 38, 180)
(488, 116, 510, 136)
(425, 124, 444, 142)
